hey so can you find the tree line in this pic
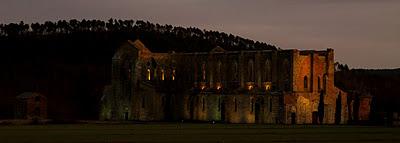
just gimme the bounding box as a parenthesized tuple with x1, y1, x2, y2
(0, 19, 276, 52)
(0, 19, 277, 120)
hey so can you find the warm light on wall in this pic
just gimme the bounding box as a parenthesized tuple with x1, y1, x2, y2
(248, 85, 253, 90)
(200, 82, 206, 90)
(265, 84, 271, 91)
(172, 69, 176, 80)
(246, 82, 254, 91)
(147, 69, 151, 80)
(161, 69, 165, 80)
(216, 83, 222, 90)
(264, 82, 272, 91)
(265, 84, 271, 90)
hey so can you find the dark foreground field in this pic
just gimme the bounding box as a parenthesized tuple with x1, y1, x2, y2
(0, 123, 399, 143)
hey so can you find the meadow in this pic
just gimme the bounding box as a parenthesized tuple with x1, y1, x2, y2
(0, 123, 399, 143)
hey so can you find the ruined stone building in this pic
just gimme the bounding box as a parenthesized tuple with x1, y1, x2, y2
(15, 92, 47, 120)
(100, 39, 354, 124)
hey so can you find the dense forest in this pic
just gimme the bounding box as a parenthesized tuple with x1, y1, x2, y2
(0, 19, 398, 122)
(0, 19, 276, 120)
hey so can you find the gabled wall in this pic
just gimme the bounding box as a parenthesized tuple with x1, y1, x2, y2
(101, 40, 351, 124)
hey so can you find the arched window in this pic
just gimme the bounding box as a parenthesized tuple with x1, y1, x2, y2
(265, 59, 271, 82)
(248, 59, 254, 82)
(323, 74, 328, 91)
(217, 60, 222, 82)
(194, 62, 198, 82)
(146, 68, 151, 80)
(161, 96, 166, 107)
(304, 76, 308, 89)
(146, 62, 152, 81)
(282, 59, 290, 79)
(318, 76, 321, 91)
(161, 68, 165, 80)
(187, 97, 192, 109)
(251, 98, 254, 113)
(234, 98, 238, 112)
(218, 98, 221, 111)
(269, 98, 272, 112)
(142, 97, 145, 108)
(172, 68, 176, 80)
(202, 97, 205, 111)
(233, 61, 239, 81)
(201, 62, 206, 81)
(282, 59, 290, 91)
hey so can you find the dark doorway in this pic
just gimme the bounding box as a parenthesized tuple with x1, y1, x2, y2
(255, 100, 261, 123)
(221, 101, 226, 122)
(124, 112, 129, 121)
(189, 97, 195, 120)
(164, 95, 175, 121)
(312, 111, 318, 124)
(291, 112, 296, 124)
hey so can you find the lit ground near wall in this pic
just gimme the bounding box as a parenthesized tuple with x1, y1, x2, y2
(0, 123, 399, 143)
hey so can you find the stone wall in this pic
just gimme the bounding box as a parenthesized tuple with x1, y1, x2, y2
(100, 39, 354, 124)
(181, 93, 280, 123)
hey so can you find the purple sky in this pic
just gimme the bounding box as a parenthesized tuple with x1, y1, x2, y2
(1, 0, 399, 68)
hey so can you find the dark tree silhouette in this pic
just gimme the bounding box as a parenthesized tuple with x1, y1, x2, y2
(0, 19, 277, 120)
(335, 92, 342, 124)
(318, 91, 325, 124)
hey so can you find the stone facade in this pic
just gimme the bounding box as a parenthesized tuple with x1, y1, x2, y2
(100, 39, 354, 124)
(346, 90, 372, 122)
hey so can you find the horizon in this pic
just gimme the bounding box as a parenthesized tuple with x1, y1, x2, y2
(1, 0, 399, 69)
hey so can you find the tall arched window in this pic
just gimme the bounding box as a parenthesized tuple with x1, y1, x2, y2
(269, 98, 272, 112)
(282, 59, 290, 91)
(265, 59, 271, 81)
(318, 76, 321, 91)
(233, 61, 239, 81)
(202, 97, 205, 111)
(194, 62, 198, 82)
(172, 68, 176, 81)
(161, 96, 166, 107)
(234, 98, 238, 112)
(146, 68, 151, 80)
(160, 68, 165, 80)
(218, 97, 221, 111)
(145, 62, 151, 81)
(142, 97, 145, 108)
(201, 62, 206, 81)
(323, 74, 328, 91)
(248, 59, 254, 82)
(251, 98, 254, 113)
(304, 76, 308, 89)
(217, 60, 222, 82)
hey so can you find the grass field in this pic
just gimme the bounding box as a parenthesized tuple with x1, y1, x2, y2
(0, 123, 399, 143)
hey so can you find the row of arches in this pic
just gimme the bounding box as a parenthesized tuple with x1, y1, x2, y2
(142, 61, 176, 81)
(188, 96, 274, 114)
(196, 59, 272, 83)
(186, 95, 276, 123)
(303, 74, 328, 91)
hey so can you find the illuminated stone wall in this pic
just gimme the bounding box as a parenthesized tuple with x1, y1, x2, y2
(100, 39, 356, 124)
(283, 49, 349, 124)
(181, 93, 280, 123)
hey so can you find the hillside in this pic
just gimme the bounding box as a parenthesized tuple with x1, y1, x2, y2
(0, 19, 276, 120)
(1, 19, 398, 121)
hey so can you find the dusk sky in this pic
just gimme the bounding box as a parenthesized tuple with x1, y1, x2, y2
(1, 0, 399, 69)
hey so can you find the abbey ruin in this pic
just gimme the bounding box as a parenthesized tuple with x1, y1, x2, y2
(100, 39, 369, 124)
